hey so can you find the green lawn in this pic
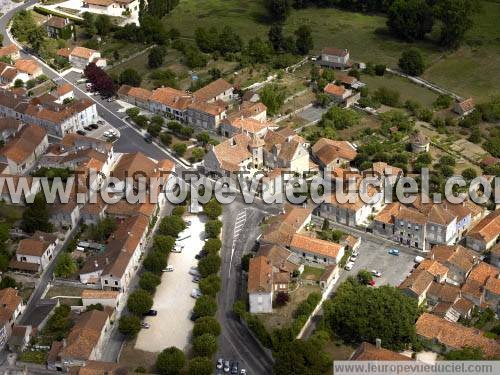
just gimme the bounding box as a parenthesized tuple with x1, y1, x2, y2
(361, 73, 438, 107)
(162, 0, 500, 101)
(302, 265, 325, 281)
(0, 203, 25, 225)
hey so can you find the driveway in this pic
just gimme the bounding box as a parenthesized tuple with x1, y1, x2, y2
(134, 214, 206, 352)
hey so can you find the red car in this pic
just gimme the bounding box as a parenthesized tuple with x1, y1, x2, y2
(368, 280, 376, 286)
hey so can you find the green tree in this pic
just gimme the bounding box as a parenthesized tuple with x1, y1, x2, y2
(199, 274, 221, 297)
(139, 272, 162, 293)
(205, 220, 222, 239)
(95, 14, 112, 36)
(54, 253, 77, 278)
(203, 199, 222, 220)
(265, 0, 291, 22)
(387, 0, 433, 41)
(119, 315, 141, 338)
(193, 295, 217, 318)
(193, 316, 221, 338)
(357, 270, 373, 285)
(319, 106, 360, 130)
(82, 12, 96, 37)
(398, 48, 425, 76)
(188, 357, 213, 375)
(203, 238, 221, 254)
(127, 289, 153, 315)
(27, 26, 46, 53)
(373, 87, 401, 107)
(156, 346, 186, 375)
(0, 276, 17, 289)
(159, 215, 186, 237)
(193, 333, 217, 357)
(434, 0, 478, 49)
(153, 235, 175, 254)
(198, 254, 221, 277)
(260, 84, 287, 115)
(324, 278, 418, 350)
(172, 143, 187, 156)
(273, 337, 331, 375)
(143, 251, 167, 274)
(148, 46, 166, 68)
(89, 217, 117, 241)
(295, 25, 313, 55)
(462, 168, 477, 181)
(119, 68, 142, 87)
(268, 24, 284, 51)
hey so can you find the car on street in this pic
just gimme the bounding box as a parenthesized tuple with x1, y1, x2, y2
(140, 322, 150, 329)
(144, 134, 153, 143)
(216, 359, 224, 370)
(143, 309, 157, 316)
(191, 288, 202, 298)
(107, 97, 114, 102)
(163, 265, 174, 272)
(344, 261, 355, 271)
(97, 120, 104, 125)
(76, 130, 86, 136)
(388, 248, 400, 256)
(240, 370, 246, 374)
(371, 270, 382, 277)
(223, 361, 230, 373)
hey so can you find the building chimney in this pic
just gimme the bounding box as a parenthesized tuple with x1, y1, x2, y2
(375, 338, 381, 349)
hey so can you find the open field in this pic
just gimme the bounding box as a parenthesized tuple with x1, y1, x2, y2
(162, 0, 500, 101)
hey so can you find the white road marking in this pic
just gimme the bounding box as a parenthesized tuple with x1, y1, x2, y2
(228, 208, 247, 277)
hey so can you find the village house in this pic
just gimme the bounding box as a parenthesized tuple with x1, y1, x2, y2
(148, 86, 193, 122)
(257, 244, 303, 277)
(82, 0, 141, 23)
(14, 59, 43, 79)
(117, 85, 152, 109)
(0, 117, 23, 141)
(461, 261, 500, 314)
(49, 199, 81, 230)
(319, 47, 352, 69)
(219, 116, 274, 139)
(0, 124, 48, 175)
(0, 89, 98, 137)
(44, 16, 74, 39)
(453, 98, 475, 116)
(53, 83, 74, 104)
(416, 312, 500, 357)
(311, 138, 357, 169)
(429, 244, 478, 285)
(186, 101, 227, 131)
(81, 290, 120, 309)
(49, 308, 112, 369)
(465, 209, 500, 251)
(231, 101, 267, 122)
(491, 244, 500, 268)
(192, 78, 234, 103)
(0, 62, 28, 87)
(203, 133, 253, 176)
(290, 233, 344, 266)
(68, 361, 129, 375)
(0, 288, 24, 350)
(64, 46, 107, 70)
(9, 231, 59, 273)
(261, 206, 312, 248)
(0, 45, 20, 62)
(323, 83, 360, 107)
(248, 256, 274, 314)
(8, 325, 33, 353)
(350, 341, 411, 361)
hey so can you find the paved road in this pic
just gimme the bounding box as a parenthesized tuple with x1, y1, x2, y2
(217, 201, 276, 375)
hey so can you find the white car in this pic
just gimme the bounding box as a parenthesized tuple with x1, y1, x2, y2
(414, 256, 425, 263)
(371, 270, 382, 277)
(191, 288, 202, 298)
(163, 265, 174, 272)
(350, 254, 358, 262)
(172, 245, 184, 253)
(351, 250, 359, 257)
(344, 261, 355, 271)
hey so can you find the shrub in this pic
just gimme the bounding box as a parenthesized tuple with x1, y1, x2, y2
(203, 238, 222, 254)
(192, 333, 218, 357)
(275, 292, 290, 307)
(199, 274, 221, 297)
(205, 220, 222, 238)
(119, 315, 141, 338)
(143, 251, 167, 274)
(194, 295, 217, 318)
(193, 316, 221, 338)
(198, 254, 221, 277)
(188, 357, 213, 375)
(203, 199, 222, 220)
(156, 347, 186, 375)
(139, 272, 161, 293)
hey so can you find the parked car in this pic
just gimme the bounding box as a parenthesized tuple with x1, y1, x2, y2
(172, 245, 184, 253)
(189, 310, 197, 321)
(224, 361, 230, 373)
(368, 280, 376, 286)
(414, 256, 425, 263)
(144, 134, 153, 143)
(191, 288, 202, 298)
(83, 125, 92, 131)
(388, 248, 400, 256)
(89, 123, 98, 129)
(107, 97, 114, 102)
(185, 220, 192, 226)
(193, 276, 200, 283)
(195, 250, 207, 260)
(143, 309, 157, 316)
(189, 268, 200, 277)
(163, 265, 174, 272)
(140, 322, 150, 329)
(371, 270, 382, 278)
(351, 250, 359, 257)
(76, 130, 86, 136)
(344, 261, 355, 271)
(240, 370, 246, 375)
(217, 359, 224, 369)
(231, 362, 239, 374)
(97, 120, 104, 125)
(350, 254, 358, 262)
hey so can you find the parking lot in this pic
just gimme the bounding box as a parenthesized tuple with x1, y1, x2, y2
(134, 215, 205, 352)
(340, 239, 417, 287)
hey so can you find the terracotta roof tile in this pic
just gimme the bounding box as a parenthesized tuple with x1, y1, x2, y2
(0, 288, 22, 325)
(14, 59, 41, 76)
(322, 47, 349, 57)
(351, 342, 411, 361)
(248, 256, 273, 293)
(399, 268, 434, 296)
(324, 83, 346, 97)
(312, 138, 357, 165)
(0, 44, 19, 58)
(193, 78, 233, 102)
(0, 124, 46, 163)
(466, 210, 500, 244)
(290, 233, 343, 259)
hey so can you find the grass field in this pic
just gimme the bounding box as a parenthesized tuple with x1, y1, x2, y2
(163, 0, 500, 101)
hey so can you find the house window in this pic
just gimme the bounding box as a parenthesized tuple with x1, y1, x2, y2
(104, 280, 108, 284)
(114, 281, 118, 286)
